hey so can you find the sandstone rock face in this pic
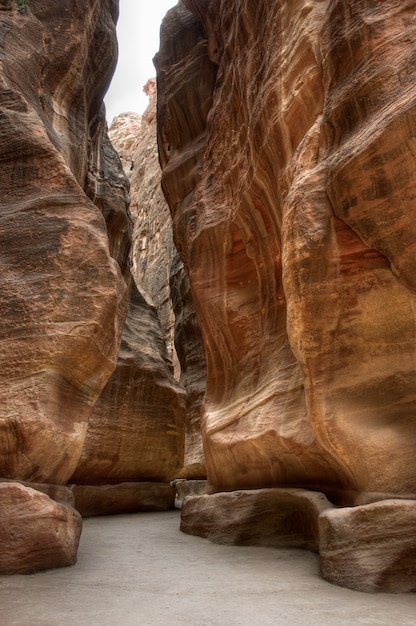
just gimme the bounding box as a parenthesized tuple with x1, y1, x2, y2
(156, 0, 416, 499)
(128, 80, 177, 360)
(157, 0, 416, 593)
(0, 0, 128, 484)
(170, 254, 207, 477)
(1, 479, 75, 507)
(181, 489, 334, 552)
(70, 280, 185, 485)
(71, 482, 176, 518)
(109, 81, 207, 479)
(0, 482, 82, 575)
(320, 500, 416, 593)
(172, 478, 207, 508)
(71, 86, 191, 489)
(108, 111, 142, 177)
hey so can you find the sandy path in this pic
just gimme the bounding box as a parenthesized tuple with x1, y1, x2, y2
(1, 511, 415, 625)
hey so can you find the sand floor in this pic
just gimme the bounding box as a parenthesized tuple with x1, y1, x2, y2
(1, 510, 415, 625)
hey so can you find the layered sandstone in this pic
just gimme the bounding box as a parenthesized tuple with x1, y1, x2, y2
(108, 111, 142, 177)
(70, 86, 198, 497)
(156, 0, 416, 592)
(0, 482, 82, 575)
(70, 280, 185, 487)
(0, 0, 127, 485)
(71, 482, 176, 518)
(320, 500, 416, 593)
(0, 0, 130, 573)
(156, 0, 416, 499)
(181, 488, 334, 552)
(109, 81, 207, 478)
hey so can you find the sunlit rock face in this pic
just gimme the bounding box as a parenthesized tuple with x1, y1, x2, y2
(156, 0, 416, 499)
(108, 111, 142, 179)
(0, 0, 128, 484)
(109, 81, 208, 478)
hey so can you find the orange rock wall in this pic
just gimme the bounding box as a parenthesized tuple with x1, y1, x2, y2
(157, 0, 416, 498)
(0, 0, 127, 484)
(109, 87, 208, 479)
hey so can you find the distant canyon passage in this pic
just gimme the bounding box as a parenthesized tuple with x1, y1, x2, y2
(156, 0, 416, 499)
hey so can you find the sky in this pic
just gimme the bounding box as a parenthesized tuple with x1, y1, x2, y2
(105, 0, 177, 123)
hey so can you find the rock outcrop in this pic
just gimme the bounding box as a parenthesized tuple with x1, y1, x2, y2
(70, 280, 185, 487)
(320, 500, 416, 593)
(0, 482, 82, 575)
(181, 488, 333, 552)
(71, 481, 176, 518)
(156, 0, 416, 592)
(0, 0, 127, 485)
(109, 81, 207, 479)
(70, 86, 196, 505)
(156, 0, 416, 500)
(108, 111, 142, 177)
(0, 0, 130, 572)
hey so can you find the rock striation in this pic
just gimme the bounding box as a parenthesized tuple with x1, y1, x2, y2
(156, 0, 416, 501)
(109, 81, 207, 479)
(181, 488, 333, 552)
(0, 0, 130, 572)
(71, 481, 176, 518)
(156, 0, 416, 592)
(70, 85, 200, 508)
(70, 279, 186, 488)
(0, 0, 127, 485)
(0, 482, 82, 575)
(320, 499, 416, 593)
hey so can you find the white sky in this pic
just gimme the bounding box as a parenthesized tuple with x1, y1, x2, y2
(105, 0, 178, 123)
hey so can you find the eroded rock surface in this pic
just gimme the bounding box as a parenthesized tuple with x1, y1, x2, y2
(320, 500, 416, 593)
(70, 280, 185, 486)
(108, 111, 142, 177)
(157, 0, 416, 499)
(71, 482, 176, 518)
(0, 0, 127, 484)
(181, 489, 334, 552)
(157, 0, 416, 593)
(0, 482, 82, 575)
(109, 80, 207, 478)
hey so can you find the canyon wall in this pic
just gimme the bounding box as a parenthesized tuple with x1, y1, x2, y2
(0, 0, 187, 570)
(0, 0, 127, 572)
(2, 0, 415, 593)
(156, 0, 416, 591)
(0, 0, 127, 485)
(157, 0, 416, 500)
(109, 84, 207, 479)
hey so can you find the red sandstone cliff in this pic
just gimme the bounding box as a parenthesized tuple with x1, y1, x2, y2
(2, 0, 416, 593)
(0, 0, 127, 572)
(0, 0, 186, 571)
(109, 84, 207, 480)
(156, 0, 416, 592)
(157, 0, 416, 499)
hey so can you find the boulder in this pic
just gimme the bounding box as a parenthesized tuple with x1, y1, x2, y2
(0, 482, 82, 575)
(319, 500, 416, 593)
(181, 488, 334, 552)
